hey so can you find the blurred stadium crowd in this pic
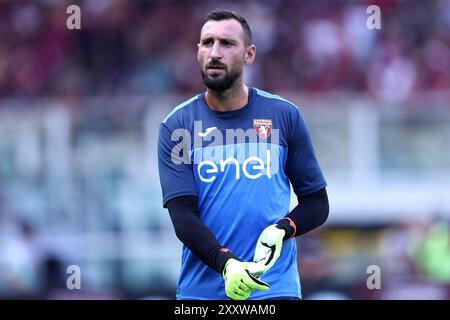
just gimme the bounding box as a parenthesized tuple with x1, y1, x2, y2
(1, 0, 450, 300)
(0, 0, 449, 102)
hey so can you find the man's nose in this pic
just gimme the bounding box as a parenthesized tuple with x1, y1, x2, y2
(210, 41, 222, 59)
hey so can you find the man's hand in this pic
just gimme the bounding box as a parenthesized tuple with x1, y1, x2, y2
(251, 225, 286, 276)
(222, 258, 269, 300)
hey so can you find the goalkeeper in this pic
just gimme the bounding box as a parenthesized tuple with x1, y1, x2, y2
(158, 10, 329, 300)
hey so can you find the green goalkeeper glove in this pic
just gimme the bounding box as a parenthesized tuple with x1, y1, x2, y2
(222, 258, 270, 300)
(252, 218, 296, 276)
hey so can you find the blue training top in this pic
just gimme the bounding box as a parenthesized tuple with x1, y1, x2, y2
(158, 87, 326, 300)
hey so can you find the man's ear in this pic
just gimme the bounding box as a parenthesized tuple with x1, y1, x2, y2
(245, 45, 256, 65)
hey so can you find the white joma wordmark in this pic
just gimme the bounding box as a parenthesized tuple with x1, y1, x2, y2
(198, 127, 217, 137)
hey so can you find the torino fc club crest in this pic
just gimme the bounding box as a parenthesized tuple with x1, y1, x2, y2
(253, 119, 272, 140)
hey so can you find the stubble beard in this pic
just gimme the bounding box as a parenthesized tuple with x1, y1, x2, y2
(201, 67, 241, 92)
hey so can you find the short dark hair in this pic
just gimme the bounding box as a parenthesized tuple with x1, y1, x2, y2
(205, 9, 252, 46)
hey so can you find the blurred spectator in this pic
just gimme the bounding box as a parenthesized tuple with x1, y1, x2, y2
(412, 218, 450, 282)
(378, 218, 429, 280)
(0, 219, 43, 298)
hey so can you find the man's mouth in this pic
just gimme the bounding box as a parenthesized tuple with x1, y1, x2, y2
(207, 65, 226, 71)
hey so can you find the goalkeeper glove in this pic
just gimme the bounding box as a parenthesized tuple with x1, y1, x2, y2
(222, 258, 269, 300)
(252, 218, 297, 276)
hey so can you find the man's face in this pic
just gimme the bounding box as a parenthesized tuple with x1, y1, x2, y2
(197, 19, 254, 91)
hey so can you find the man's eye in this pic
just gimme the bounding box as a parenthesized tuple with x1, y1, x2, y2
(202, 40, 213, 46)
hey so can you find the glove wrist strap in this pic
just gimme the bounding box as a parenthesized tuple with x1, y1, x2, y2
(276, 217, 297, 240)
(215, 247, 238, 276)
